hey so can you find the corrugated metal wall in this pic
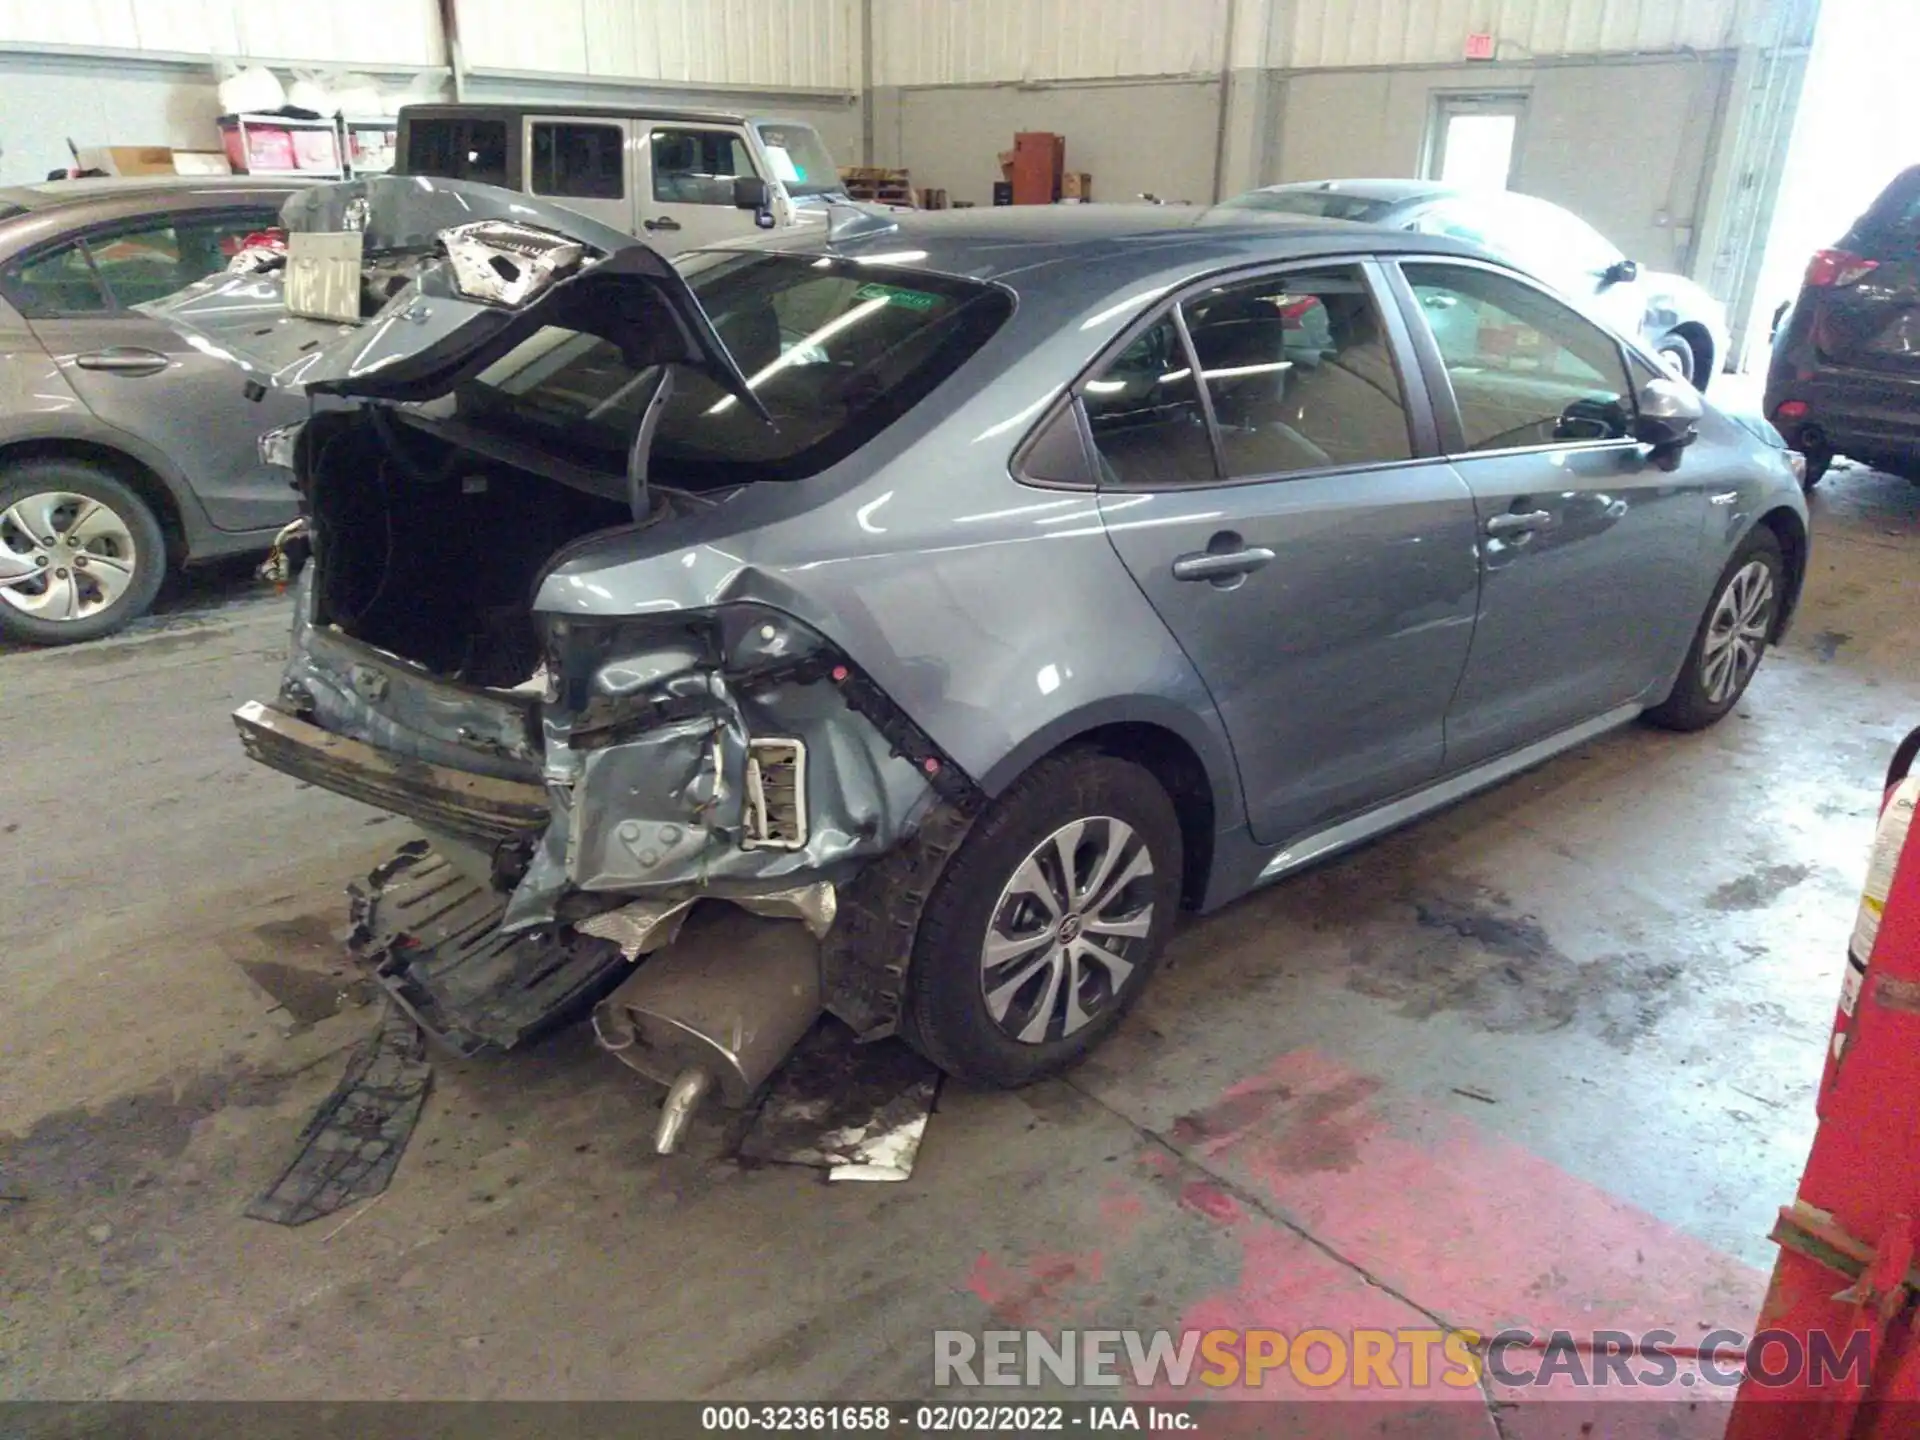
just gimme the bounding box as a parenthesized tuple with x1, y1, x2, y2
(872, 0, 1227, 85)
(453, 0, 860, 91)
(0, 0, 444, 66)
(871, 0, 1754, 85)
(1277, 0, 1749, 68)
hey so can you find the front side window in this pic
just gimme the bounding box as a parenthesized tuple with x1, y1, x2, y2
(1081, 315, 1215, 488)
(460, 253, 1012, 484)
(1182, 265, 1412, 477)
(753, 122, 840, 197)
(531, 123, 624, 200)
(650, 129, 754, 206)
(1403, 261, 1634, 453)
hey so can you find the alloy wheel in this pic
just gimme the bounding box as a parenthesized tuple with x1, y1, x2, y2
(979, 815, 1157, 1044)
(1700, 559, 1775, 705)
(0, 491, 140, 623)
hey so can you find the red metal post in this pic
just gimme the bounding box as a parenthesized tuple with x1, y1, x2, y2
(1725, 733, 1920, 1439)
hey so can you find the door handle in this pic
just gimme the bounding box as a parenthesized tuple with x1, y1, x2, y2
(642, 216, 683, 232)
(74, 348, 168, 376)
(1485, 509, 1552, 536)
(1171, 545, 1276, 584)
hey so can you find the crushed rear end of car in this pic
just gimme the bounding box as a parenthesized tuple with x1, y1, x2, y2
(153, 175, 1003, 1146)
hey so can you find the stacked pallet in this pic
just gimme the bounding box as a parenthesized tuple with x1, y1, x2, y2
(841, 166, 915, 205)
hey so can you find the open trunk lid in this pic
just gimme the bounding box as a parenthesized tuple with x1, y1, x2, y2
(139, 174, 765, 414)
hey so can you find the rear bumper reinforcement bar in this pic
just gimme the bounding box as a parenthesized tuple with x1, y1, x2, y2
(234, 699, 549, 845)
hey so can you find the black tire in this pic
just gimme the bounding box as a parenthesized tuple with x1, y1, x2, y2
(1800, 447, 1833, 492)
(901, 751, 1183, 1088)
(1644, 527, 1784, 733)
(1656, 332, 1699, 389)
(0, 461, 166, 644)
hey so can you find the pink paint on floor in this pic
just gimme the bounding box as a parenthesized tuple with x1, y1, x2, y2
(1171, 1048, 1767, 1347)
(959, 1047, 1765, 1437)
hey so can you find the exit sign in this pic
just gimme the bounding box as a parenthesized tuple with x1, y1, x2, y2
(1465, 32, 1496, 59)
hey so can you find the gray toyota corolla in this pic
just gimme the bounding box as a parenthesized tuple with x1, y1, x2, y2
(154, 178, 1807, 1145)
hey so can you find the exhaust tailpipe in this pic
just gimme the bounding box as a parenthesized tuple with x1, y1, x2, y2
(591, 904, 822, 1153)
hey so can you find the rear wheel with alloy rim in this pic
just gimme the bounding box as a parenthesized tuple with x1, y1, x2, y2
(0, 461, 166, 644)
(903, 751, 1182, 1087)
(1644, 527, 1783, 731)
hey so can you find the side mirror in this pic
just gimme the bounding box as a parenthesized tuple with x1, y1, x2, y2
(732, 175, 770, 211)
(1602, 258, 1640, 286)
(1634, 376, 1702, 462)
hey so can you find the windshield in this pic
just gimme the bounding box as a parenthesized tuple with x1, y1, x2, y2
(1221, 189, 1400, 223)
(753, 122, 843, 197)
(458, 251, 1011, 484)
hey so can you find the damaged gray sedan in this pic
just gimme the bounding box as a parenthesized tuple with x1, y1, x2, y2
(154, 176, 1807, 1149)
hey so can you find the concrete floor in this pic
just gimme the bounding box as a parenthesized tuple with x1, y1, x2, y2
(3, 456, 1918, 1432)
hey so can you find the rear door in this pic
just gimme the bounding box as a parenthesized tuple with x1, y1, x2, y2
(634, 123, 761, 252)
(1089, 259, 1482, 846)
(1390, 257, 1707, 766)
(4, 207, 306, 533)
(523, 116, 632, 235)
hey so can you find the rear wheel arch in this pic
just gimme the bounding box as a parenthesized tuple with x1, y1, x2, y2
(1065, 722, 1217, 911)
(975, 703, 1237, 909)
(0, 437, 188, 565)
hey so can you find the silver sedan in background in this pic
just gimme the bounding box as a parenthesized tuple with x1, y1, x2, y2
(0, 177, 303, 643)
(1225, 179, 1730, 390)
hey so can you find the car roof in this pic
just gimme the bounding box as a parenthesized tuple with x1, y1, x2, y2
(0, 175, 300, 213)
(725, 203, 1490, 295)
(398, 102, 763, 126)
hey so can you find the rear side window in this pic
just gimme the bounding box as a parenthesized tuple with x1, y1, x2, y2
(92, 213, 281, 305)
(3, 210, 277, 315)
(531, 123, 624, 200)
(1849, 165, 1920, 250)
(651, 129, 753, 205)
(405, 118, 509, 186)
(3, 240, 108, 314)
(1183, 266, 1412, 476)
(461, 253, 1013, 484)
(1082, 315, 1216, 488)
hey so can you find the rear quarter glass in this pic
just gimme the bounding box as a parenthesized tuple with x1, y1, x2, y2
(1844, 165, 1920, 254)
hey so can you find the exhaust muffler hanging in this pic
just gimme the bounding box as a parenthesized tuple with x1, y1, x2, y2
(591, 904, 823, 1154)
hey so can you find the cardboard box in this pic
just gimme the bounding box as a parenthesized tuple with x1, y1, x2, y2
(75, 146, 178, 177)
(1061, 171, 1091, 200)
(170, 150, 232, 176)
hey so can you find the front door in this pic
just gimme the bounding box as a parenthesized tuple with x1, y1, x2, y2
(635, 123, 762, 253)
(523, 116, 633, 235)
(1089, 261, 1482, 846)
(1393, 258, 1709, 767)
(13, 208, 306, 533)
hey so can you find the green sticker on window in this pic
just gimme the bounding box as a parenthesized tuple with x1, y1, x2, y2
(854, 281, 939, 311)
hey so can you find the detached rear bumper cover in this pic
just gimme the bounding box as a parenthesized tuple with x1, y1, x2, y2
(234, 700, 548, 845)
